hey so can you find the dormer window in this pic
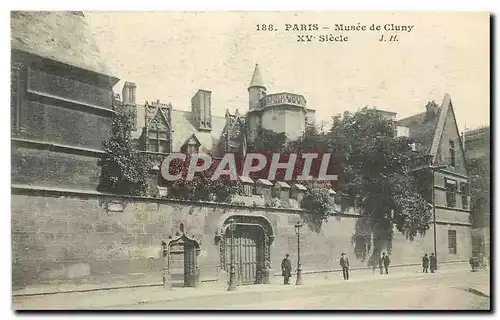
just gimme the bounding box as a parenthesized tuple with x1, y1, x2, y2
(187, 143, 199, 154)
(182, 135, 200, 154)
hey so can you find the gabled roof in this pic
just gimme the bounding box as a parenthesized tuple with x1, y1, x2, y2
(145, 101, 172, 130)
(11, 11, 110, 76)
(397, 105, 440, 155)
(429, 94, 452, 161)
(134, 104, 226, 153)
(398, 94, 465, 165)
(182, 133, 201, 147)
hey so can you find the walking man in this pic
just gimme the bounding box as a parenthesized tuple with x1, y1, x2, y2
(382, 252, 390, 275)
(429, 253, 437, 273)
(281, 254, 292, 285)
(340, 253, 350, 280)
(422, 254, 429, 273)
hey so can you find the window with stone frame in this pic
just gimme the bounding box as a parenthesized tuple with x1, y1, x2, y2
(445, 178, 457, 208)
(148, 129, 171, 154)
(448, 230, 457, 255)
(460, 182, 470, 210)
(186, 142, 199, 154)
(449, 140, 456, 167)
(181, 140, 199, 155)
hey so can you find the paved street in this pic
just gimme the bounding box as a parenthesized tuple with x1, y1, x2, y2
(107, 270, 490, 310)
(13, 266, 490, 310)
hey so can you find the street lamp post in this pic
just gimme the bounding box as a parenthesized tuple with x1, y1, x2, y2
(429, 164, 446, 270)
(414, 160, 447, 271)
(295, 222, 303, 285)
(161, 240, 171, 290)
(227, 218, 237, 291)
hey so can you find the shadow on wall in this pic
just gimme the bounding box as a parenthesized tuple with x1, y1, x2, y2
(350, 217, 393, 268)
(299, 211, 323, 234)
(350, 217, 372, 263)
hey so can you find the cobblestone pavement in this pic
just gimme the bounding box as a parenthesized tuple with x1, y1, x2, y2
(13, 264, 489, 310)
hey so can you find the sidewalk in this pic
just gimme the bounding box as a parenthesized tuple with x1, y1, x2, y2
(13, 263, 472, 310)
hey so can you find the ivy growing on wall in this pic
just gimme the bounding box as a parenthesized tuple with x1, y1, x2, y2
(98, 109, 151, 196)
(299, 181, 335, 233)
(165, 156, 243, 203)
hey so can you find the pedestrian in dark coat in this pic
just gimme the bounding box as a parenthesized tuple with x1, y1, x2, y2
(470, 256, 479, 272)
(340, 253, 350, 280)
(281, 254, 292, 285)
(382, 252, 390, 274)
(429, 253, 437, 273)
(422, 254, 429, 273)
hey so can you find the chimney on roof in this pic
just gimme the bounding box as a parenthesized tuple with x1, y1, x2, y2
(120, 81, 137, 129)
(122, 81, 137, 105)
(191, 89, 212, 131)
(425, 100, 439, 117)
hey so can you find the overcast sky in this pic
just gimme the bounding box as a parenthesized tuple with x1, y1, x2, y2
(86, 11, 489, 130)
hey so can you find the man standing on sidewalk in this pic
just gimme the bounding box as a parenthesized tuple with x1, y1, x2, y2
(281, 254, 292, 285)
(430, 253, 437, 273)
(340, 253, 350, 280)
(382, 252, 391, 275)
(422, 254, 429, 273)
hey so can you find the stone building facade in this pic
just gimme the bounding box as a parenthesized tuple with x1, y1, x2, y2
(398, 95, 472, 263)
(11, 12, 472, 294)
(464, 126, 490, 258)
(115, 63, 316, 160)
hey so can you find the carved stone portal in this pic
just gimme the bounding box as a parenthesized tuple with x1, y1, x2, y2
(162, 223, 201, 289)
(216, 215, 274, 285)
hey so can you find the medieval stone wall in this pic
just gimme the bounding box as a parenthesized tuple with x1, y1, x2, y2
(12, 189, 471, 292)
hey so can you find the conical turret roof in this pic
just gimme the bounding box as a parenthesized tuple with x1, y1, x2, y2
(248, 64, 266, 89)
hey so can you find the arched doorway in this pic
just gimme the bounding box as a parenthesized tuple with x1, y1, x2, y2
(216, 215, 274, 285)
(163, 223, 201, 288)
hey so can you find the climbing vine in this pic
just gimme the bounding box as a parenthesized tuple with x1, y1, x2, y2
(98, 109, 151, 196)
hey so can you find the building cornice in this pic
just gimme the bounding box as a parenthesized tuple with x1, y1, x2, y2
(12, 138, 105, 157)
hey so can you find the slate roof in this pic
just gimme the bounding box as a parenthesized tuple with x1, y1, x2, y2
(249, 64, 266, 88)
(397, 111, 439, 154)
(397, 96, 445, 157)
(134, 104, 226, 153)
(11, 11, 110, 75)
(397, 94, 463, 166)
